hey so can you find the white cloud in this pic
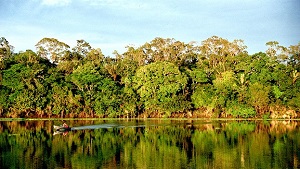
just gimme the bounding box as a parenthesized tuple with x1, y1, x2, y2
(41, 0, 71, 6)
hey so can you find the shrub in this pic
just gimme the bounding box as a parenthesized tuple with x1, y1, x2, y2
(226, 102, 256, 118)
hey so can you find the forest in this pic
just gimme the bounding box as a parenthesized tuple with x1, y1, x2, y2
(0, 36, 299, 118)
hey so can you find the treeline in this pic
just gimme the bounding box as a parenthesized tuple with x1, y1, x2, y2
(0, 36, 299, 118)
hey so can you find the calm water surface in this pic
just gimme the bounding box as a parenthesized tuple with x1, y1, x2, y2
(0, 119, 299, 169)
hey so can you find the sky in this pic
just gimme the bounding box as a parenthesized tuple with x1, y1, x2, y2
(0, 0, 300, 56)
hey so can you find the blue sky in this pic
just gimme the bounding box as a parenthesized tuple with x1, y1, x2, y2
(1, 0, 299, 56)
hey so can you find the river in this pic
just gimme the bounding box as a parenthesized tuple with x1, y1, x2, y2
(0, 119, 299, 169)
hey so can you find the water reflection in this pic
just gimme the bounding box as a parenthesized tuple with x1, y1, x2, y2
(0, 119, 299, 169)
(53, 122, 159, 136)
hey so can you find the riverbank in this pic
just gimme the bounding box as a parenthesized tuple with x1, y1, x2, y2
(4, 108, 299, 119)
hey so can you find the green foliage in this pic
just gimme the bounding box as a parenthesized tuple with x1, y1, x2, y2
(2, 64, 27, 91)
(188, 68, 209, 84)
(50, 84, 77, 115)
(0, 86, 9, 113)
(287, 92, 300, 111)
(226, 102, 256, 118)
(133, 61, 190, 115)
(247, 82, 271, 111)
(192, 71, 239, 112)
(67, 62, 122, 117)
(94, 77, 121, 117)
(0, 36, 299, 117)
(213, 71, 237, 94)
(191, 85, 215, 109)
(273, 85, 284, 99)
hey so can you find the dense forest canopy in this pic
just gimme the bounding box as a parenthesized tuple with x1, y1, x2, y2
(0, 36, 299, 118)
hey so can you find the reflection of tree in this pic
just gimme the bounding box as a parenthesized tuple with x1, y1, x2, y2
(0, 120, 299, 168)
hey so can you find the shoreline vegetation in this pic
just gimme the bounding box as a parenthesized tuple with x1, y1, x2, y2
(0, 36, 299, 119)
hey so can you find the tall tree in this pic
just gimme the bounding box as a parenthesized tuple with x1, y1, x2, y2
(35, 37, 70, 63)
(0, 37, 14, 60)
(57, 40, 94, 74)
(140, 37, 198, 66)
(72, 39, 92, 58)
(0, 37, 14, 70)
(85, 48, 105, 63)
(266, 41, 289, 62)
(288, 42, 300, 71)
(199, 36, 247, 74)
